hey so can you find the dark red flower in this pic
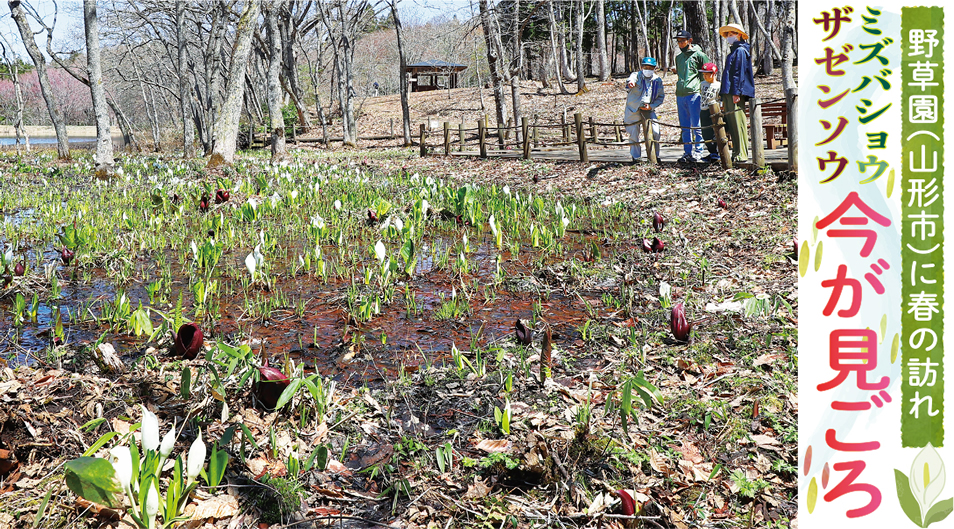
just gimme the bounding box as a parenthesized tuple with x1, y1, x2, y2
(61, 247, 75, 265)
(199, 194, 210, 211)
(641, 238, 653, 253)
(256, 357, 290, 410)
(368, 209, 378, 223)
(653, 211, 665, 232)
(617, 489, 636, 515)
(13, 262, 25, 276)
(214, 189, 230, 204)
(670, 303, 691, 342)
(174, 322, 204, 359)
(515, 319, 532, 346)
(718, 198, 727, 209)
(651, 237, 665, 252)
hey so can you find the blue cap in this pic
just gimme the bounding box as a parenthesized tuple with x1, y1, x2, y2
(641, 57, 657, 68)
(675, 30, 692, 40)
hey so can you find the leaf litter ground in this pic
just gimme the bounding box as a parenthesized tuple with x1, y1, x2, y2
(0, 147, 797, 529)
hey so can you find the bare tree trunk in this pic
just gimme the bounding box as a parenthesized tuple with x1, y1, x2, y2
(300, 37, 329, 146)
(209, 0, 261, 167)
(176, 0, 195, 157)
(278, 3, 312, 130)
(266, 0, 287, 163)
(596, 0, 608, 80)
(632, 0, 649, 58)
(555, 3, 575, 81)
(85, 0, 114, 173)
(575, 0, 585, 92)
(684, 0, 711, 58)
(9, 1, 69, 160)
(779, 0, 794, 91)
(478, 0, 508, 146)
(508, 0, 523, 143)
(662, 0, 673, 71)
(0, 33, 29, 152)
(762, 0, 774, 75)
(729, 0, 741, 23)
(390, 1, 411, 145)
(711, 0, 722, 65)
(780, 0, 795, 169)
(748, 0, 782, 60)
(547, 0, 569, 93)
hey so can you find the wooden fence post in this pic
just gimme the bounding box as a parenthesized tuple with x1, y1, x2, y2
(644, 116, 657, 165)
(709, 103, 733, 169)
(575, 112, 588, 163)
(522, 117, 531, 159)
(390, 118, 395, 139)
(443, 122, 450, 156)
(785, 88, 798, 172)
(749, 97, 765, 168)
(419, 124, 426, 157)
(478, 119, 487, 158)
(588, 116, 596, 141)
(561, 113, 568, 142)
(615, 122, 622, 143)
(533, 114, 539, 147)
(459, 121, 465, 152)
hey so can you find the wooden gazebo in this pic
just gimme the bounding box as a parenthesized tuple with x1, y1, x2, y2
(405, 60, 468, 92)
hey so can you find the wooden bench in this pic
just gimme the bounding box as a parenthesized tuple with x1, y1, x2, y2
(742, 100, 788, 149)
(760, 101, 788, 149)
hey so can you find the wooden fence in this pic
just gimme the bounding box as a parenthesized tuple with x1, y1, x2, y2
(416, 96, 795, 171)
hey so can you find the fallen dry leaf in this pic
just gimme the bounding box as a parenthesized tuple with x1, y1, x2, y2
(751, 434, 781, 451)
(246, 456, 286, 478)
(463, 479, 492, 499)
(475, 439, 512, 453)
(754, 354, 786, 367)
(650, 449, 673, 475)
(190, 494, 239, 520)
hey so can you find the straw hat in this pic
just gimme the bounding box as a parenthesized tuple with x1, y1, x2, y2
(719, 23, 749, 40)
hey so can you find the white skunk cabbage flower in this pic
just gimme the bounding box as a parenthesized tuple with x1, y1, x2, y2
(910, 443, 946, 524)
(141, 405, 159, 452)
(374, 240, 386, 263)
(159, 419, 176, 459)
(245, 245, 263, 278)
(108, 446, 132, 490)
(144, 481, 159, 518)
(187, 430, 206, 482)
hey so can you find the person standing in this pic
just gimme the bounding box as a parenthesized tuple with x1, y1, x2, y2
(699, 62, 722, 163)
(719, 23, 756, 163)
(672, 30, 711, 163)
(624, 57, 664, 162)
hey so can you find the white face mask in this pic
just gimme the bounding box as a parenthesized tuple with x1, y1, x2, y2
(725, 35, 738, 45)
(642, 69, 654, 78)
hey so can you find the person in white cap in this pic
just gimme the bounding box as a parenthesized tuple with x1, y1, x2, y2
(719, 23, 755, 163)
(624, 57, 664, 162)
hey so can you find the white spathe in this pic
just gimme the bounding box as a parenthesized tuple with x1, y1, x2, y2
(187, 430, 206, 481)
(141, 405, 160, 452)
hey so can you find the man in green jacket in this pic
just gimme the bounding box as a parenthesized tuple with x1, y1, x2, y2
(671, 30, 711, 163)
